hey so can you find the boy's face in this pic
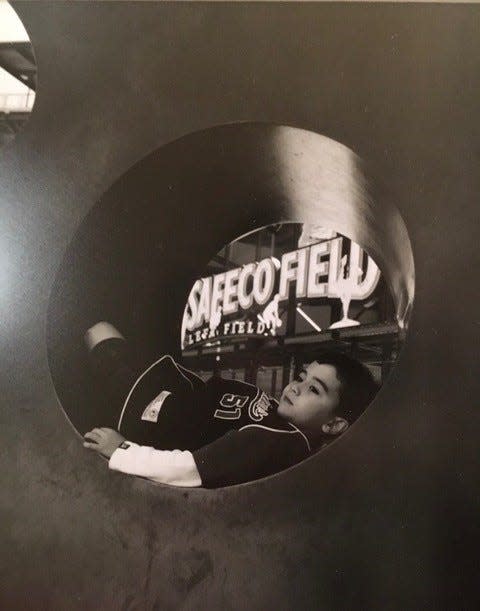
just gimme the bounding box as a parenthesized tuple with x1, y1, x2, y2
(277, 361, 342, 433)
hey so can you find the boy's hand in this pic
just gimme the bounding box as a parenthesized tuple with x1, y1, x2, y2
(83, 428, 126, 459)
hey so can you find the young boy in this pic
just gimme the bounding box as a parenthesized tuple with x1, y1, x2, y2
(83, 322, 377, 488)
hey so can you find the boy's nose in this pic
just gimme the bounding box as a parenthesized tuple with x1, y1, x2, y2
(291, 382, 300, 395)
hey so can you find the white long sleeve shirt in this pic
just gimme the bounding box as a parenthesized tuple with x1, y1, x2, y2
(109, 442, 202, 487)
(109, 418, 310, 488)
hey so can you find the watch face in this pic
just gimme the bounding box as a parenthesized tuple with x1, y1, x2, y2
(46, 123, 414, 483)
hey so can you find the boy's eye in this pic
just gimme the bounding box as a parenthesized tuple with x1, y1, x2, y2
(309, 385, 320, 395)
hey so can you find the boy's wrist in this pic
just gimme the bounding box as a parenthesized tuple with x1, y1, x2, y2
(109, 441, 138, 470)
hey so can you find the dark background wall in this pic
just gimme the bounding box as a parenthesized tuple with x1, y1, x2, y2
(0, 2, 478, 609)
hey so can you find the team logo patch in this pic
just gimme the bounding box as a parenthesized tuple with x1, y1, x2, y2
(141, 390, 172, 423)
(249, 391, 271, 422)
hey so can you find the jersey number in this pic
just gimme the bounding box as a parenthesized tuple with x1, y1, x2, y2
(214, 393, 249, 420)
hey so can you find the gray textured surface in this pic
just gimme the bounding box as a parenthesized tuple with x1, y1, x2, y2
(0, 2, 479, 609)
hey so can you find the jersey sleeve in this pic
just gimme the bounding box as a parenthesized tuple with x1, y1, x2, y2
(192, 425, 311, 488)
(117, 355, 209, 450)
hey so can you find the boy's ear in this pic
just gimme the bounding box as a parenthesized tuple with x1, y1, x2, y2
(321, 416, 349, 436)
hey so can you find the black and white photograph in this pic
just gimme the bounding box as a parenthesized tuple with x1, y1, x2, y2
(47, 123, 413, 488)
(0, 1, 479, 609)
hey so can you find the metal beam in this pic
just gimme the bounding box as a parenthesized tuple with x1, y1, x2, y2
(0, 42, 37, 91)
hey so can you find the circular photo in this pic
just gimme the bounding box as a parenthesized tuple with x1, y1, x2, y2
(0, 1, 36, 149)
(47, 123, 414, 488)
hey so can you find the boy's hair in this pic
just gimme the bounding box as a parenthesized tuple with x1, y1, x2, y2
(306, 350, 379, 424)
